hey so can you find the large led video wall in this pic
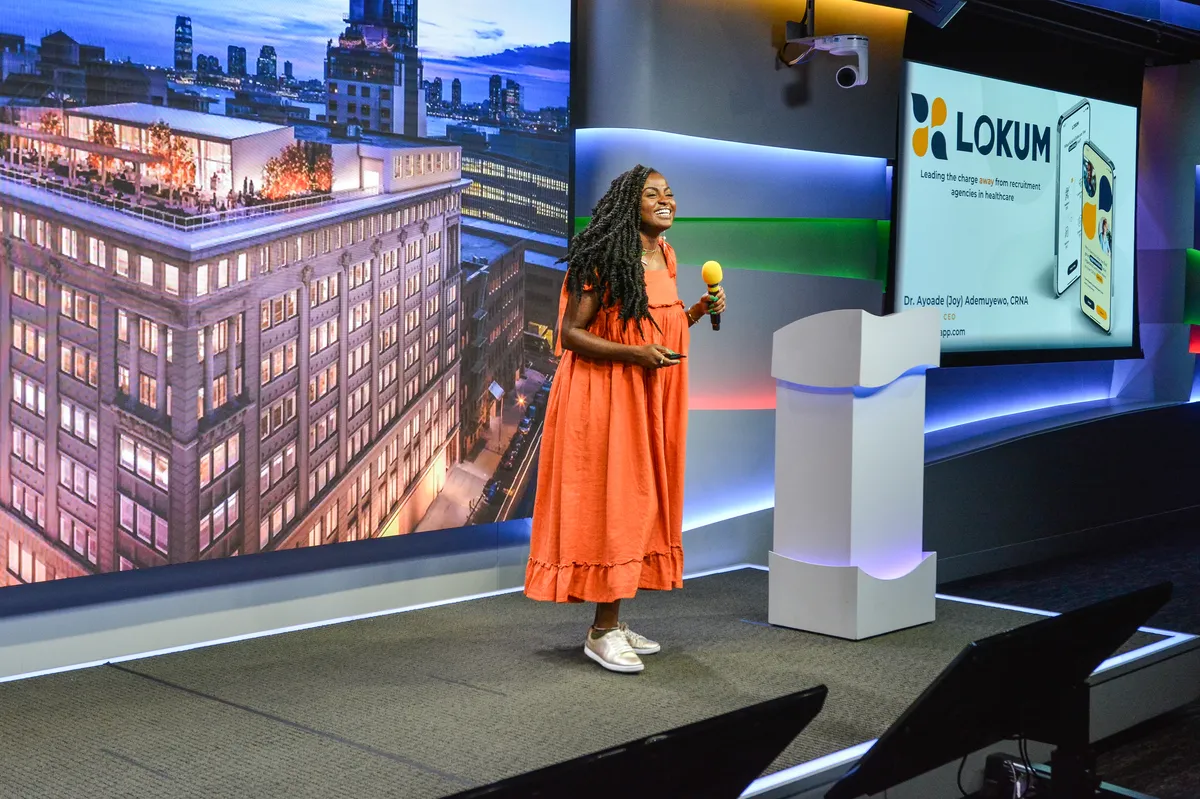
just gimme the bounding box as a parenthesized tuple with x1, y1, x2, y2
(893, 61, 1139, 360)
(0, 0, 570, 586)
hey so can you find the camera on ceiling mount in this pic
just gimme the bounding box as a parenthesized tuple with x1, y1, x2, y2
(778, 0, 870, 89)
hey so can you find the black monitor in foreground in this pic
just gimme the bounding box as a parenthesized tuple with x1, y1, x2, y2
(826, 582, 1172, 799)
(444, 684, 828, 799)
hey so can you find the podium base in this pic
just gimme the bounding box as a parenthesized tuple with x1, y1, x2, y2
(768, 551, 937, 640)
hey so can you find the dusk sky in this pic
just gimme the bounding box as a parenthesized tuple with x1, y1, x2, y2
(2, 0, 570, 108)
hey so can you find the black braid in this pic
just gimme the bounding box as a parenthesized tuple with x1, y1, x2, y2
(563, 164, 655, 325)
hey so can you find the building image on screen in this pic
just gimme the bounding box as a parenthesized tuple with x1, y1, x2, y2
(0, 1, 569, 587)
(894, 61, 1137, 356)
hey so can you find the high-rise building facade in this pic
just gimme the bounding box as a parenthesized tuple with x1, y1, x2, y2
(429, 77, 442, 107)
(257, 46, 278, 82)
(0, 104, 466, 586)
(284, 61, 293, 81)
(451, 78, 462, 110)
(488, 75, 502, 120)
(326, 0, 426, 137)
(174, 16, 193, 73)
(460, 234, 525, 452)
(228, 46, 248, 78)
(503, 79, 521, 120)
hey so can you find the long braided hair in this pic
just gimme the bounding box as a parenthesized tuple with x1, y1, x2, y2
(563, 164, 655, 325)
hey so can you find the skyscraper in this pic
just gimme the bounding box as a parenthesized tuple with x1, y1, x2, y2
(257, 46, 277, 82)
(284, 61, 294, 81)
(488, 75, 502, 120)
(228, 46, 248, 78)
(451, 78, 461, 110)
(429, 77, 442, 106)
(503, 79, 521, 120)
(174, 16, 193, 73)
(326, 0, 426, 137)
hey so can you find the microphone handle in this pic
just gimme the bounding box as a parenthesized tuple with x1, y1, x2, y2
(708, 283, 721, 331)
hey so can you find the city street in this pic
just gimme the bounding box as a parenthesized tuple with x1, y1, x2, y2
(415, 369, 548, 532)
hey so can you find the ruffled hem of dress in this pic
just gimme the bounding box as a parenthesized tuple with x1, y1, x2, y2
(523, 547, 685, 604)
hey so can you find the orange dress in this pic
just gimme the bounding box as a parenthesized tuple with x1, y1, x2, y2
(525, 239, 690, 604)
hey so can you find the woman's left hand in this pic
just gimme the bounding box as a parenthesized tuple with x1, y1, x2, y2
(699, 286, 726, 316)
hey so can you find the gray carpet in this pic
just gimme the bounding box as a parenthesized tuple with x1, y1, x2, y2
(0, 569, 1167, 799)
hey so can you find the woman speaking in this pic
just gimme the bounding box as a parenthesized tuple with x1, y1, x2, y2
(525, 165, 727, 673)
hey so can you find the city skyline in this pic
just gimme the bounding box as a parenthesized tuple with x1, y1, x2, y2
(5, 0, 569, 108)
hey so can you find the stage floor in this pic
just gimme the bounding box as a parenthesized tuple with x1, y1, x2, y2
(0, 568, 1169, 799)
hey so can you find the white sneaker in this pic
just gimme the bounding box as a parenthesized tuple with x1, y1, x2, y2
(584, 627, 644, 673)
(619, 622, 661, 655)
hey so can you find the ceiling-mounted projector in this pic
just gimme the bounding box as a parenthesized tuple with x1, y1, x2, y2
(867, 0, 966, 28)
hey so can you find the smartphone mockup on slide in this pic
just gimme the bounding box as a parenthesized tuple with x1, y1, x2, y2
(1055, 100, 1089, 296)
(1080, 141, 1115, 333)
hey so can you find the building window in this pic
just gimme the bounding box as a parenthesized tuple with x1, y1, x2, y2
(308, 453, 339, 499)
(348, 382, 370, 419)
(309, 317, 340, 356)
(12, 266, 47, 307)
(60, 399, 98, 447)
(259, 491, 297, 549)
(310, 274, 340, 308)
(378, 360, 399, 392)
(139, 255, 154, 287)
(59, 454, 98, 506)
(13, 372, 46, 417)
(115, 247, 130, 278)
(11, 424, 45, 472)
(260, 340, 298, 386)
(199, 489, 240, 551)
(309, 408, 338, 453)
(118, 494, 169, 554)
(139, 319, 160, 354)
(138, 375, 158, 409)
(200, 432, 241, 489)
(165, 264, 180, 295)
(349, 341, 371, 377)
(259, 441, 298, 494)
(6, 537, 48, 583)
(60, 286, 99, 329)
(349, 299, 371, 333)
(59, 512, 98, 564)
(261, 290, 299, 331)
(260, 392, 298, 441)
(59, 342, 99, 387)
(309, 362, 339, 404)
(380, 322, 399, 353)
(60, 227, 78, 260)
(118, 433, 171, 491)
(349, 260, 371, 289)
(404, 343, 420, 370)
(87, 236, 106, 268)
(9, 210, 28, 241)
(197, 263, 209, 296)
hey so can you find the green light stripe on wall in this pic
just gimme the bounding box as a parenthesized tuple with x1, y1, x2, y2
(573, 217, 888, 284)
(1186, 249, 1200, 325)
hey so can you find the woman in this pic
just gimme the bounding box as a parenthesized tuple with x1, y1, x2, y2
(525, 165, 727, 673)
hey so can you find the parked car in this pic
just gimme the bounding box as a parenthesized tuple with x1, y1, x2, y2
(501, 450, 518, 471)
(518, 418, 533, 435)
(483, 479, 500, 502)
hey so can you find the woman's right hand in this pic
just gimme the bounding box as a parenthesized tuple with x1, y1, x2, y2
(631, 343, 679, 369)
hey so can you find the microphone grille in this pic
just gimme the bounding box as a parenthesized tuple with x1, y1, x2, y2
(701, 260, 723, 284)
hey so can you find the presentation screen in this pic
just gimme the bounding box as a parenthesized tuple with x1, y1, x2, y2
(893, 61, 1138, 357)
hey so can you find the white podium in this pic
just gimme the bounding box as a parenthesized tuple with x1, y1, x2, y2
(768, 308, 941, 640)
